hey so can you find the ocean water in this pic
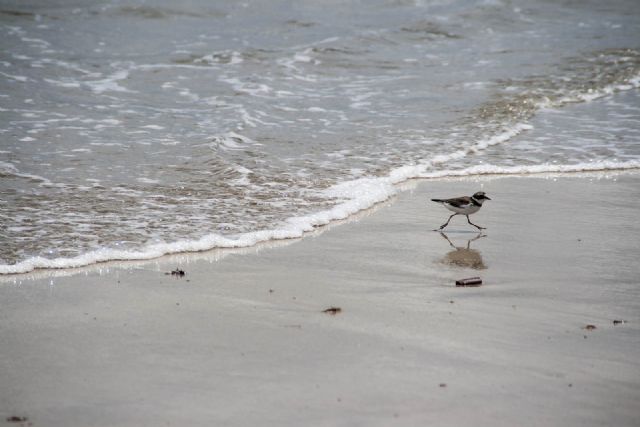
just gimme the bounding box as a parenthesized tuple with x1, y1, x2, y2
(1, 0, 639, 274)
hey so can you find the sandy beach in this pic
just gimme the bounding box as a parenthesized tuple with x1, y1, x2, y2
(1, 172, 639, 426)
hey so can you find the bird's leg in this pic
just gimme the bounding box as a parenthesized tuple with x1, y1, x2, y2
(438, 232, 456, 249)
(467, 232, 486, 248)
(439, 213, 458, 230)
(466, 215, 486, 230)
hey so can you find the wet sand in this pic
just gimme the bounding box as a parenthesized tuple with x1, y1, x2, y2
(1, 173, 639, 426)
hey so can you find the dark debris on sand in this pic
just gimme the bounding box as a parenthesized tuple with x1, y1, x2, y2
(323, 307, 342, 315)
(455, 277, 482, 287)
(165, 269, 186, 277)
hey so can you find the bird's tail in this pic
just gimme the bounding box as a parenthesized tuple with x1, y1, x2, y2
(431, 199, 445, 203)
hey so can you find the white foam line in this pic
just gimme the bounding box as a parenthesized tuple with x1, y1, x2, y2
(0, 178, 392, 275)
(540, 70, 640, 108)
(387, 123, 534, 184)
(416, 160, 640, 179)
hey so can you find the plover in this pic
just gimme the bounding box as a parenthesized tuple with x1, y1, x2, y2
(431, 191, 491, 230)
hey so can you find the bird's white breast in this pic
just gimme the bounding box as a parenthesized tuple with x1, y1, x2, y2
(445, 202, 480, 215)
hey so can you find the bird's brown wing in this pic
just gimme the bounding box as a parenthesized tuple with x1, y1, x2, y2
(443, 196, 472, 208)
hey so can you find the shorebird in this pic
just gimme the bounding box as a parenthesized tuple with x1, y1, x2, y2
(431, 191, 491, 230)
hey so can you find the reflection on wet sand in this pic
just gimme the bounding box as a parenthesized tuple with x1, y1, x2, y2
(438, 232, 487, 270)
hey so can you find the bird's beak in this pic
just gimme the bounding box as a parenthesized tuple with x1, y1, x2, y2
(485, 196, 491, 200)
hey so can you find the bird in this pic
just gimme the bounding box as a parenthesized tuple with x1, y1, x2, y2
(431, 191, 491, 230)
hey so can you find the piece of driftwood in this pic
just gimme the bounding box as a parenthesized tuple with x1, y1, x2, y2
(455, 277, 482, 287)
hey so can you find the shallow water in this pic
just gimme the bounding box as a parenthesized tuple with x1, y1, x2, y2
(1, 0, 639, 273)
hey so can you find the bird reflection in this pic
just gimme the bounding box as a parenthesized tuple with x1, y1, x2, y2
(438, 232, 487, 270)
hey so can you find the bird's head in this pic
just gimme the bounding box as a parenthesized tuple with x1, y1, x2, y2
(472, 191, 491, 201)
